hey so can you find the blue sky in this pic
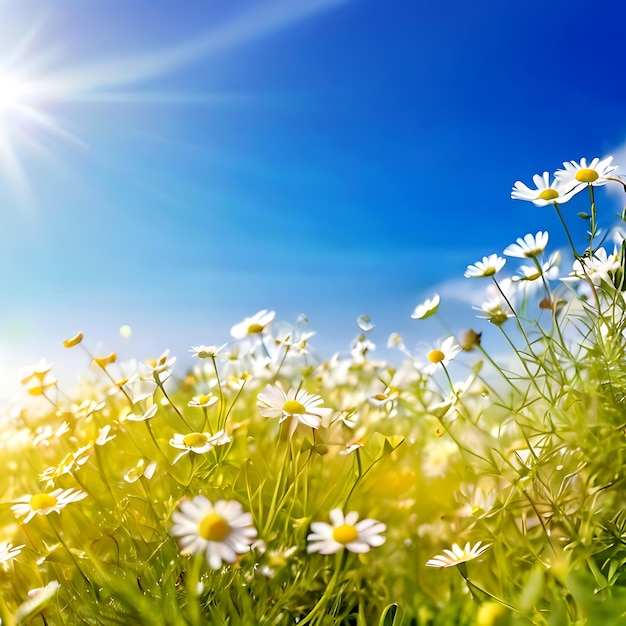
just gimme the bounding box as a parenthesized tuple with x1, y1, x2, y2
(1, 0, 626, 401)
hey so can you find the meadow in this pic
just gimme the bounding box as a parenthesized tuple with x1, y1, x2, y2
(2, 156, 626, 625)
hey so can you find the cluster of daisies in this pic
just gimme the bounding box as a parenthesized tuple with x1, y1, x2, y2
(169, 495, 489, 571)
(4, 154, 625, 623)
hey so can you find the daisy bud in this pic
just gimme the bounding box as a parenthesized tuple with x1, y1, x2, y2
(63, 331, 84, 348)
(93, 352, 117, 368)
(460, 329, 482, 351)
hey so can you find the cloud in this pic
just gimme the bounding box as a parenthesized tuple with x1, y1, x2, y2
(41, 0, 353, 97)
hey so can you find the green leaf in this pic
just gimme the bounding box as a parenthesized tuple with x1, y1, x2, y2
(378, 603, 404, 626)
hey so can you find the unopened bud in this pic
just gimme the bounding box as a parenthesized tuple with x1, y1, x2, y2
(63, 332, 84, 348)
(460, 329, 482, 351)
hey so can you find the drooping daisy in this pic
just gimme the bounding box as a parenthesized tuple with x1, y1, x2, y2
(464, 254, 506, 278)
(425, 541, 491, 568)
(511, 171, 579, 206)
(307, 508, 386, 555)
(14, 581, 61, 623)
(421, 337, 461, 375)
(12, 488, 87, 523)
(0, 540, 25, 564)
(503, 231, 549, 259)
(411, 294, 440, 320)
(230, 309, 276, 339)
(554, 156, 618, 195)
(169, 430, 231, 463)
(170, 496, 257, 569)
(257, 383, 328, 437)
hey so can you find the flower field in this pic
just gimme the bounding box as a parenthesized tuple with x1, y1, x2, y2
(2, 157, 626, 624)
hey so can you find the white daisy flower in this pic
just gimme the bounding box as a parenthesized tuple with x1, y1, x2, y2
(421, 337, 461, 375)
(15, 581, 61, 623)
(12, 488, 87, 523)
(257, 383, 328, 437)
(511, 171, 579, 206)
(169, 430, 231, 464)
(425, 541, 491, 568)
(170, 496, 257, 569)
(477, 299, 513, 325)
(0, 540, 25, 564)
(464, 254, 506, 278)
(411, 294, 440, 320)
(123, 459, 157, 484)
(230, 309, 276, 339)
(356, 314, 375, 332)
(139, 350, 176, 384)
(554, 156, 617, 195)
(563, 247, 620, 285)
(188, 393, 219, 409)
(122, 400, 158, 422)
(503, 231, 549, 259)
(307, 508, 386, 555)
(190, 344, 228, 359)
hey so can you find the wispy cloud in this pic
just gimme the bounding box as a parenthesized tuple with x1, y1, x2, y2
(41, 0, 353, 96)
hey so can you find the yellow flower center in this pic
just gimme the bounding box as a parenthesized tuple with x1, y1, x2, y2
(282, 400, 306, 414)
(183, 433, 209, 448)
(428, 349, 446, 364)
(490, 311, 509, 325)
(196, 394, 212, 405)
(30, 494, 58, 511)
(482, 267, 496, 276)
(198, 512, 231, 542)
(247, 323, 264, 334)
(333, 524, 359, 545)
(575, 168, 599, 183)
(538, 188, 559, 201)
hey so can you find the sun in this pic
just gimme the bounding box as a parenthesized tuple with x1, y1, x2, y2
(0, 0, 349, 206)
(0, 73, 23, 111)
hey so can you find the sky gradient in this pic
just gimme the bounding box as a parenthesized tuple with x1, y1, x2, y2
(1, 0, 626, 402)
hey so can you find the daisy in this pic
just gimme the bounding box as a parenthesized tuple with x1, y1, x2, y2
(503, 231, 549, 259)
(190, 344, 228, 359)
(230, 309, 276, 339)
(257, 383, 328, 437)
(511, 171, 579, 206)
(169, 430, 231, 463)
(19, 359, 53, 385)
(122, 400, 158, 422)
(15, 581, 61, 623)
(464, 254, 506, 278)
(188, 393, 219, 409)
(554, 156, 617, 195)
(477, 299, 513, 326)
(411, 294, 440, 320)
(421, 337, 461, 375)
(356, 314, 375, 332)
(425, 541, 491, 568)
(12, 488, 87, 523)
(0, 540, 25, 565)
(140, 350, 176, 384)
(307, 508, 386, 555)
(123, 459, 157, 484)
(170, 496, 257, 569)
(564, 247, 620, 286)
